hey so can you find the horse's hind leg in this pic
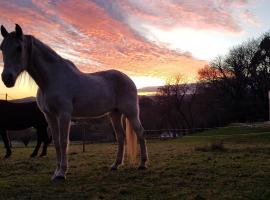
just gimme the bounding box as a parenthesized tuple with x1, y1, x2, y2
(39, 127, 50, 157)
(109, 112, 125, 170)
(1, 130, 12, 158)
(31, 128, 42, 158)
(127, 115, 148, 169)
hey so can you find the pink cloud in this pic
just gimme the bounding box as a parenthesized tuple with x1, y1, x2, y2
(93, 0, 258, 34)
(241, 9, 260, 27)
(124, 0, 251, 33)
(0, 0, 207, 80)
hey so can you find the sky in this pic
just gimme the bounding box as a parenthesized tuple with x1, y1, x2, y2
(0, 0, 270, 99)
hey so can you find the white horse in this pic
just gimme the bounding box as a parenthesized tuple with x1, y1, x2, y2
(0, 24, 148, 181)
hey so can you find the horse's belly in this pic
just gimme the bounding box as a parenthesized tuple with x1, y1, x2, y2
(71, 83, 116, 118)
(0, 119, 33, 131)
(72, 100, 114, 118)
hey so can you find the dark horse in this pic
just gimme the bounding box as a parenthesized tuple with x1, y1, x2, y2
(0, 99, 50, 158)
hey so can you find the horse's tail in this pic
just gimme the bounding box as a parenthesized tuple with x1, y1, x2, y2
(125, 118, 138, 164)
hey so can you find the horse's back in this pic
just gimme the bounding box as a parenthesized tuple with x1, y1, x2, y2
(89, 69, 137, 95)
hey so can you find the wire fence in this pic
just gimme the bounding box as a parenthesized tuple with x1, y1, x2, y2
(1, 94, 270, 152)
(1, 121, 270, 154)
(0, 93, 16, 100)
(69, 121, 270, 152)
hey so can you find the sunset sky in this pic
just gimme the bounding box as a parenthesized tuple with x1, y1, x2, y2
(0, 0, 270, 99)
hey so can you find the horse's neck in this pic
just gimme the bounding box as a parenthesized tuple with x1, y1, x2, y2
(27, 36, 78, 91)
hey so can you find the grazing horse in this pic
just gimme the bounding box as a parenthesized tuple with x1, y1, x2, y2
(0, 24, 148, 180)
(0, 99, 50, 158)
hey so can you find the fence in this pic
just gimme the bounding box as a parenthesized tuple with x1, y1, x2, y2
(1, 116, 270, 153)
(70, 121, 270, 152)
(0, 93, 16, 100)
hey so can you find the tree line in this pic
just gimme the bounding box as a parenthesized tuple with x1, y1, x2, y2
(140, 31, 270, 132)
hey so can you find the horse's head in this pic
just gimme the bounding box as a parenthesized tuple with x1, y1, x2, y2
(0, 24, 28, 88)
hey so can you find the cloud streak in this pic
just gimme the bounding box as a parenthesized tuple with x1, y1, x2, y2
(0, 0, 261, 90)
(0, 0, 208, 82)
(0, 0, 265, 98)
(91, 0, 259, 34)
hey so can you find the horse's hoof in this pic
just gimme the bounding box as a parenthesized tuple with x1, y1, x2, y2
(138, 165, 147, 170)
(52, 176, 66, 182)
(110, 166, 118, 171)
(30, 154, 37, 158)
(4, 154, 11, 159)
(39, 154, 47, 157)
(4, 152, 11, 159)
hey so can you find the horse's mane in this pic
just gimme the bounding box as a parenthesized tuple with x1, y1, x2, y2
(27, 35, 78, 70)
(27, 35, 60, 59)
(14, 35, 79, 87)
(16, 70, 36, 89)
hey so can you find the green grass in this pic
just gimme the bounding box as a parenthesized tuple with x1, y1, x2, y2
(1, 126, 270, 200)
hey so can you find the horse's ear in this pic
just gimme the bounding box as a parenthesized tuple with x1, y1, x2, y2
(1, 25, 9, 38)
(15, 24, 23, 39)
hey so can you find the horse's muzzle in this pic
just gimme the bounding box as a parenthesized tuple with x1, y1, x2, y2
(1, 72, 16, 88)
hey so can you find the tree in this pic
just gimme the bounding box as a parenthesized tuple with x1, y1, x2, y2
(199, 32, 270, 122)
(157, 75, 198, 131)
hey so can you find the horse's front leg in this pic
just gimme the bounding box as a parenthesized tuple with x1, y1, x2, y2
(1, 130, 12, 158)
(44, 113, 61, 180)
(56, 112, 71, 180)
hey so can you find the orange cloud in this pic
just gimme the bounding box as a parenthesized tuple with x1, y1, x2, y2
(0, 0, 207, 96)
(57, 0, 207, 77)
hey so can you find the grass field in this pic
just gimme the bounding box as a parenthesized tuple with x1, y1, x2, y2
(1, 125, 270, 200)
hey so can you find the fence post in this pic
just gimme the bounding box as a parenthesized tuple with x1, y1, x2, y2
(82, 124, 86, 153)
(269, 91, 270, 121)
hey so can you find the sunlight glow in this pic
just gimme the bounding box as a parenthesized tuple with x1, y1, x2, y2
(143, 26, 241, 60)
(130, 76, 165, 89)
(0, 67, 37, 99)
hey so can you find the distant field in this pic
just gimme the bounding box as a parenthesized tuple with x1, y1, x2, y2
(1, 125, 270, 200)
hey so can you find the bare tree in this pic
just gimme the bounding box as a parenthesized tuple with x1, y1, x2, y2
(157, 75, 198, 131)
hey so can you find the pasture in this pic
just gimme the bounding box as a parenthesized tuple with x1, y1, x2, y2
(1, 125, 270, 200)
